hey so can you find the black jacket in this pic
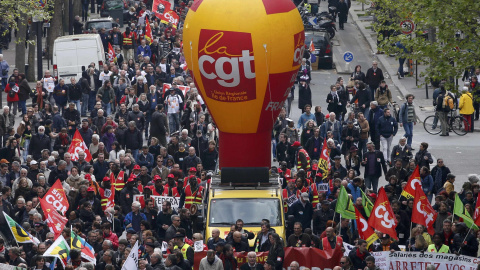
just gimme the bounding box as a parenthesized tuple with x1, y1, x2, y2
(348, 247, 371, 270)
(414, 149, 433, 170)
(288, 200, 313, 230)
(298, 83, 312, 110)
(127, 110, 146, 131)
(124, 127, 143, 150)
(326, 92, 342, 114)
(365, 67, 384, 88)
(68, 82, 83, 101)
(390, 144, 413, 168)
(29, 133, 51, 160)
(48, 167, 68, 185)
(350, 88, 371, 109)
(362, 150, 387, 177)
(150, 111, 169, 139)
(201, 148, 218, 171)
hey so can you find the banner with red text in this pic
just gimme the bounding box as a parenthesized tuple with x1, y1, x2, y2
(193, 247, 342, 270)
(43, 179, 69, 215)
(372, 251, 480, 270)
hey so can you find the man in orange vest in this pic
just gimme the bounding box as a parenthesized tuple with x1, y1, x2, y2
(282, 179, 298, 213)
(99, 176, 115, 211)
(122, 27, 136, 61)
(292, 141, 311, 171)
(180, 176, 204, 210)
(110, 164, 125, 191)
(319, 227, 343, 251)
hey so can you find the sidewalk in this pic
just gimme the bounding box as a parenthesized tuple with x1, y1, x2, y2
(347, 1, 479, 131)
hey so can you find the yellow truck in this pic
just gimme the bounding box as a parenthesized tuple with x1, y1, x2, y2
(202, 168, 286, 247)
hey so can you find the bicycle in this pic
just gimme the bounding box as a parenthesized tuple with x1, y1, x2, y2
(423, 109, 470, 136)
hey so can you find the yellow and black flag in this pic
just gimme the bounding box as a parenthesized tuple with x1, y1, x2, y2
(2, 211, 39, 244)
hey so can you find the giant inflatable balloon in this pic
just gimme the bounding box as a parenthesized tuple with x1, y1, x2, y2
(184, 0, 304, 168)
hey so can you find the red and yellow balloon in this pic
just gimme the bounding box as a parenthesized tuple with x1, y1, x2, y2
(184, 0, 304, 168)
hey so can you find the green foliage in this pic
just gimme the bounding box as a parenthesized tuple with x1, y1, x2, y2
(0, 0, 53, 33)
(365, 0, 480, 91)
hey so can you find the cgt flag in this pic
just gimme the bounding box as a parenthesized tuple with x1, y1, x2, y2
(40, 197, 68, 239)
(3, 211, 40, 245)
(368, 187, 398, 240)
(401, 165, 420, 199)
(355, 206, 378, 248)
(43, 235, 70, 268)
(474, 193, 480, 226)
(317, 138, 331, 180)
(68, 129, 92, 162)
(145, 17, 153, 44)
(107, 43, 116, 63)
(71, 230, 96, 264)
(152, 0, 171, 20)
(44, 179, 69, 215)
(411, 183, 437, 235)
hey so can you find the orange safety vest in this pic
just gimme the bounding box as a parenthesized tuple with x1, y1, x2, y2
(123, 32, 134, 46)
(184, 185, 204, 209)
(297, 148, 311, 170)
(111, 171, 125, 191)
(99, 187, 114, 210)
(310, 183, 320, 208)
(322, 236, 343, 251)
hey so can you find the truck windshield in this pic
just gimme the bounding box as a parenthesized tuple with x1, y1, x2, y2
(209, 198, 282, 226)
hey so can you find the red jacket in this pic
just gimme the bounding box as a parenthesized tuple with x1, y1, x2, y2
(4, 83, 19, 102)
(103, 232, 119, 250)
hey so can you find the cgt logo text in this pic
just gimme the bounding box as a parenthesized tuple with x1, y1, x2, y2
(293, 30, 305, 66)
(197, 29, 256, 102)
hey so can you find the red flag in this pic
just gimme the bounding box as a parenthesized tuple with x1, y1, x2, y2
(355, 206, 378, 247)
(412, 183, 437, 235)
(105, 183, 115, 209)
(309, 39, 315, 53)
(368, 187, 398, 240)
(401, 165, 421, 199)
(145, 17, 153, 44)
(317, 138, 331, 180)
(43, 179, 69, 216)
(40, 197, 68, 239)
(161, 10, 179, 28)
(474, 193, 480, 226)
(152, 0, 172, 20)
(68, 129, 92, 162)
(107, 43, 116, 63)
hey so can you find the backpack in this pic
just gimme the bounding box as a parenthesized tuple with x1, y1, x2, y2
(442, 92, 455, 111)
(8, 85, 18, 98)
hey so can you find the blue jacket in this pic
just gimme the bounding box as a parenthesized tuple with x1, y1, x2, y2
(347, 183, 361, 202)
(320, 120, 343, 143)
(0, 60, 9, 79)
(421, 175, 434, 195)
(137, 45, 151, 58)
(136, 152, 154, 170)
(376, 115, 398, 138)
(124, 211, 147, 230)
(297, 113, 316, 129)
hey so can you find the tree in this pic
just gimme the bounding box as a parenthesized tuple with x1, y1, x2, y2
(366, 0, 480, 92)
(47, 0, 64, 58)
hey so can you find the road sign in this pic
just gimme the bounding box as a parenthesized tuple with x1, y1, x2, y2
(343, 51, 354, 62)
(400, 20, 415, 35)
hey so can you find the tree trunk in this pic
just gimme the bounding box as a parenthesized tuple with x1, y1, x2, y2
(27, 24, 36, 81)
(48, 0, 64, 60)
(63, 0, 69, 33)
(74, 0, 82, 18)
(15, 15, 27, 74)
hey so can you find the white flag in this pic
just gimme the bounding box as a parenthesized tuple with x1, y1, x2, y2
(121, 240, 139, 270)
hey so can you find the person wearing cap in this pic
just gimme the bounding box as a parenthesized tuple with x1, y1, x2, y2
(332, 155, 348, 180)
(372, 233, 400, 252)
(291, 141, 311, 171)
(26, 159, 40, 181)
(173, 232, 194, 266)
(99, 176, 115, 210)
(288, 191, 313, 230)
(313, 200, 334, 235)
(179, 173, 204, 218)
(79, 186, 102, 216)
(119, 174, 140, 215)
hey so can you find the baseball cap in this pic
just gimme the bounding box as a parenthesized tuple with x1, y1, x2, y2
(30, 160, 38, 165)
(189, 167, 197, 172)
(103, 176, 110, 182)
(168, 174, 174, 178)
(292, 141, 301, 147)
(87, 187, 95, 192)
(301, 192, 310, 202)
(153, 175, 162, 181)
(133, 165, 141, 170)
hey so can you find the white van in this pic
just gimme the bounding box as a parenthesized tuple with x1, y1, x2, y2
(53, 34, 106, 84)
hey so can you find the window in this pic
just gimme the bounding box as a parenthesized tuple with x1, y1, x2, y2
(209, 198, 282, 226)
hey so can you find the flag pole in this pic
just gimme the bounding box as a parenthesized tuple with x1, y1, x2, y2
(458, 222, 475, 254)
(338, 213, 342, 236)
(407, 221, 412, 252)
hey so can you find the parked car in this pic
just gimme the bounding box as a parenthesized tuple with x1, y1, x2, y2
(84, 18, 119, 34)
(100, 0, 129, 23)
(305, 30, 333, 69)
